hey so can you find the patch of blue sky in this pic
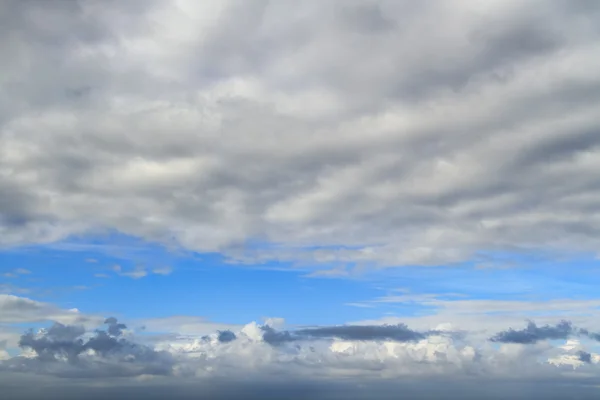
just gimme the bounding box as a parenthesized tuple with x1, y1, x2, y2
(0, 234, 384, 326)
(3, 232, 600, 329)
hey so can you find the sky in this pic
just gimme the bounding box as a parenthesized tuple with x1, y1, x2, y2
(1, 0, 600, 398)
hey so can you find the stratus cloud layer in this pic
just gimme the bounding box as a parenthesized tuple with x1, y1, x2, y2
(2, 0, 600, 267)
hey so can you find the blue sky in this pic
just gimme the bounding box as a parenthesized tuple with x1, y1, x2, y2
(4, 232, 600, 328)
(3, 0, 600, 399)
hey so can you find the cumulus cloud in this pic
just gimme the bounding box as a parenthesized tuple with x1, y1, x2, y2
(6, 318, 173, 378)
(5, 317, 600, 380)
(4, 315, 600, 398)
(1, 0, 600, 268)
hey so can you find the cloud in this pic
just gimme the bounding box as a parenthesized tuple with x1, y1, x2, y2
(216, 330, 236, 343)
(2, 268, 32, 278)
(293, 323, 428, 342)
(138, 316, 240, 336)
(112, 265, 147, 279)
(209, 322, 432, 345)
(0, 284, 31, 295)
(151, 266, 173, 276)
(490, 321, 574, 343)
(110, 264, 173, 279)
(0, 294, 101, 325)
(353, 296, 600, 336)
(1, 0, 600, 268)
(13, 268, 31, 275)
(6, 314, 600, 398)
(489, 321, 600, 345)
(578, 350, 592, 363)
(8, 317, 174, 378)
(6, 316, 600, 380)
(104, 317, 127, 337)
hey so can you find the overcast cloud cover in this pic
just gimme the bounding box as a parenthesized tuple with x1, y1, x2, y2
(2, 0, 600, 398)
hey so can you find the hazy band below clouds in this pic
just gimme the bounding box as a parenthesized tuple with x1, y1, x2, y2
(4, 374, 600, 400)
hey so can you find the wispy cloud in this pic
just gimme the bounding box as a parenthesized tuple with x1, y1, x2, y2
(345, 303, 375, 308)
(2, 269, 32, 279)
(151, 266, 173, 276)
(109, 264, 173, 279)
(112, 265, 147, 279)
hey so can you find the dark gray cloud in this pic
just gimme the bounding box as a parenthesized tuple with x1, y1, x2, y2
(12, 318, 173, 377)
(104, 316, 127, 337)
(575, 328, 600, 342)
(260, 325, 297, 344)
(216, 330, 237, 343)
(0, 0, 599, 268)
(578, 351, 592, 363)
(19, 323, 86, 363)
(490, 321, 574, 344)
(294, 323, 428, 342)
(256, 323, 430, 345)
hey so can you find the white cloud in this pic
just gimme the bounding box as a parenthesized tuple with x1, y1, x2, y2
(0, 294, 101, 326)
(3, 296, 600, 398)
(0, 0, 599, 269)
(111, 264, 172, 279)
(151, 266, 173, 276)
(139, 316, 240, 336)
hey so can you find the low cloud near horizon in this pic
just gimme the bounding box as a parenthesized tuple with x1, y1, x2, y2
(4, 294, 600, 399)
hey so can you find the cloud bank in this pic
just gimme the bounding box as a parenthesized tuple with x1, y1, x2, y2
(4, 314, 600, 399)
(3, 292, 600, 398)
(1, 0, 600, 268)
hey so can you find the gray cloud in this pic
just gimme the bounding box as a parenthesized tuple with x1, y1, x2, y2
(104, 316, 127, 337)
(12, 318, 173, 377)
(490, 321, 574, 344)
(293, 323, 428, 342)
(238, 323, 432, 345)
(5, 316, 600, 398)
(0, 0, 599, 267)
(216, 330, 237, 343)
(0, 294, 100, 325)
(578, 351, 592, 363)
(489, 320, 600, 345)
